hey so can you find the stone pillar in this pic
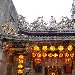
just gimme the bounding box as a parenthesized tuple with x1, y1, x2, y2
(42, 66, 45, 75)
(11, 65, 17, 75)
(31, 60, 34, 75)
(6, 63, 12, 75)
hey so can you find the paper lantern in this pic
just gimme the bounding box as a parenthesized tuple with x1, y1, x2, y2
(53, 53, 58, 57)
(19, 55, 24, 59)
(65, 58, 71, 64)
(59, 53, 63, 58)
(50, 46, 55, 51)
(42, 46, 47, 51)
(42, 53, 47, 57)
(19, 59, 23, 63)
(67, 45, 73, 51)
(32, 53, 36, 58)
(48, 53, 53, 57)
(34, 45, 40, 51)
(18, 69, 23, 74)
(37, 53, 41, 57)
(35, 58, 41, 64)
(70, 53, 74, 58)
(18, 64, 23, 68)
(58, 46, 64, 51)
(65, 53, 69, 57)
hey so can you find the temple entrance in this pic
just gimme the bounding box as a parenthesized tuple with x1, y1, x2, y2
(45, 66, 61, 75)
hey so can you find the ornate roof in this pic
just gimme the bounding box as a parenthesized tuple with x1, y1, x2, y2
(0, 0, 75, 41)
(18, 15, 75, 33)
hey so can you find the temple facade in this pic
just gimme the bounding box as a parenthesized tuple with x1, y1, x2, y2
(0, 0, 75, 75)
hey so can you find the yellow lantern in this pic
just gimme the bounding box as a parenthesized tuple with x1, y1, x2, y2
(18, 64, 23, 68)
(48, 53, 53, 57)
(42, 53, 47, 57)
(65, 53, 69, 57)
(58, 46, 64, 51)
(42, 46, 47, 51)
(67, 45, 73, 51)
(50, 46, 55, 51)
(18, 69, 23, 74)
(19, 55, 24, 59)
(53, 53, 58, 57)
(32, 53, 36, 58)
(34, 45, 40, 51)
(37, 53, 41, 57)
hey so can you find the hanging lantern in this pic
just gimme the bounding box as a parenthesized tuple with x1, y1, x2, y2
(19, 59, 23, 63)
(32, 53, 36, 58)
(58, 45, 64, 51)
(42, 46, 47, 51)
(48, 53, 53, 57)
(35, 58, 41, 64)
(18, 64, 23, 68)
(65, 53, 69, 57)
(42, 53, 47, 57)
(34, 45, 40, 51)
(65, 58, 71, 64)
(59, 53, 63, 58)
(53, 53, 58, 57)
(50, 46, 55, 51)
(37, 53, 41, 57)
(18, 69, 23, 74)
(19, 55, 24, 59)
(67, 45, 73, 51)
(70, 53, 74, 58)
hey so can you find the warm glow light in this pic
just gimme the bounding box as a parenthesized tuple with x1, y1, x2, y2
(65, 58, 71, 64)
(35, 58, 41, 64)
(70, 53, 74, 58)
(18, 64, 23, 68)
(53, 53, 58, 57)
(58, 46, 64, 51)
(65, 53, 69, 57)
(37, 53, 41, 57)
(34, 45, 40, 51)
(19, 55, 24, 59)
(18, 69, 23, 74)
(48, 53, 53, 57)
(50, 46, 55, 51)
(42, 46, 47, 51)
(59, 53, 63, 58)
(42, 53, 47, 57)
(32, 53, 36, 58)
(19, 59, 23, 63)
(67, 45, 73, 51)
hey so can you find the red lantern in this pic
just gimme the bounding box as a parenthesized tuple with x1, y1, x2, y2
(65, 58, 71, 64)
(35, 58, 41, 64)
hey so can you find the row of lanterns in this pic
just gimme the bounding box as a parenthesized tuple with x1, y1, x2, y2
(18, 55, 24, 74)
(32, 52, 74, 58)
(32, 45, 73, 51)
(34, 57, 72, 64)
